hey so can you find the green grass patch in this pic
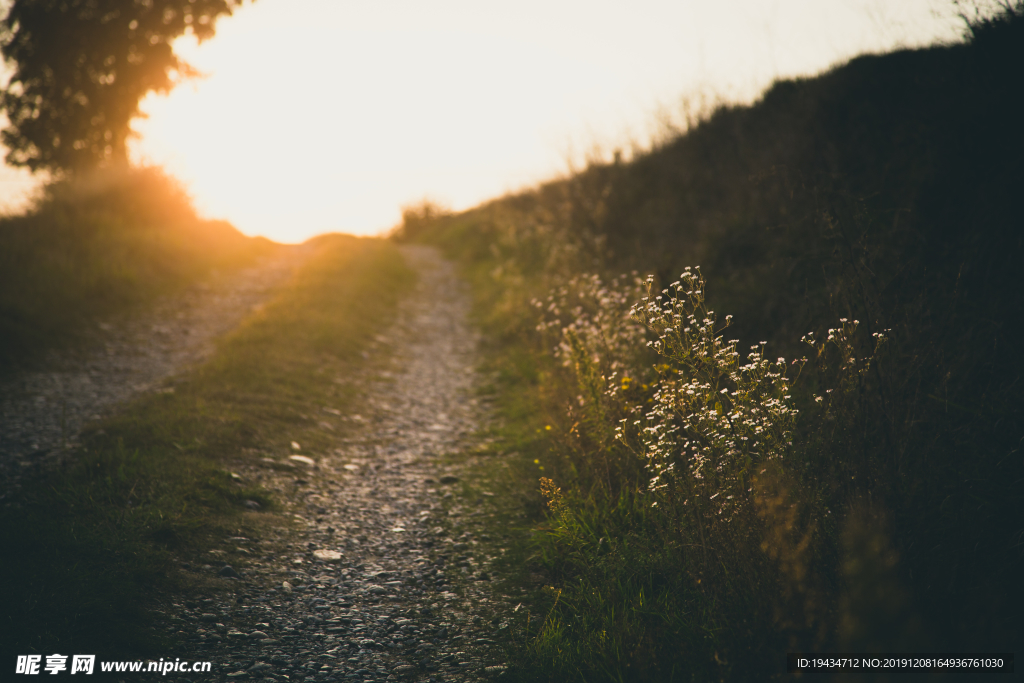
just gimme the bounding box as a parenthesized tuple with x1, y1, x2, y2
(0, 234, 414, 659)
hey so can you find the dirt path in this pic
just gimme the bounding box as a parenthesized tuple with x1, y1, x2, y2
(0, 246, 310, 502)
(162, 246, 508, 682)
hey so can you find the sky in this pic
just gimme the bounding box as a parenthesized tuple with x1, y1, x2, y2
(0, 0, 966, 243)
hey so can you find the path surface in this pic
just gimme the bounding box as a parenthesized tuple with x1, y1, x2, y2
(161, 246, 509, 682)
(0, 247, 309, 502)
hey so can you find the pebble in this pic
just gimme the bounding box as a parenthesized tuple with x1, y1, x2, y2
(219, 566, 241, 579)
(313, 549, 343, 562)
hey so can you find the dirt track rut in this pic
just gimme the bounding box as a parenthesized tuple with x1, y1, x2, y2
(162, 246, 509, 683)
(0, 247, 309, 502)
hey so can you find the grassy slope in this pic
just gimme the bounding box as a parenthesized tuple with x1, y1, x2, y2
(400, 11, 1024, 682)
(0, 235, 414, 661)
(0, 167, 276, 372)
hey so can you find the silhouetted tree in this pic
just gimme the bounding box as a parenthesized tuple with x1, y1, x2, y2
(0, 0, 248, 173)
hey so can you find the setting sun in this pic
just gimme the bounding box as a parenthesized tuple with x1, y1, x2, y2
(120, 0, 960, 243)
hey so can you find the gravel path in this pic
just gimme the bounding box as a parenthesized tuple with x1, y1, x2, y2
(0, 247, 310, 502)
(157, 246, 510, 683)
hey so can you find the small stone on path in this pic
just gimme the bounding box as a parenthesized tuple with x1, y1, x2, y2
(218, 565, 240, 579)
(312, 549, 342, 562)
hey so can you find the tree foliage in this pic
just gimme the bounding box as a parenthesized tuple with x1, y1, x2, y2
(0, 0, 247, 173)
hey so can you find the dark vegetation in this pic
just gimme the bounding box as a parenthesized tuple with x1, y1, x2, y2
(1, 0, 248, 171)
(0, 167, 275, 372)
(397, 6, 1024, 680)
(0, 235, 413, 660)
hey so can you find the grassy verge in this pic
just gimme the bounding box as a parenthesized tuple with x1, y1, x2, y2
(398, 9, 1024, 680)
(0, 235, 414, 660)
(416, 212, 1021, 682)
(423, 237, 759, 682)
(0, 167, 276, 372)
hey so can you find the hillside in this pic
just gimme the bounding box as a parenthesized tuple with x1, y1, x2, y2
(398, 7, 1023, 681)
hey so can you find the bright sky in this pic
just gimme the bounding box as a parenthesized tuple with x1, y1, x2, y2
(2, 0, 965, 242)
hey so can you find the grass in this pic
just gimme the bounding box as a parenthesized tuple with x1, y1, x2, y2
(397, 6, 1024, 681)
(0, 234, 414, 662)
(427, 253, 783, 682)
(0, 167, 276, 372)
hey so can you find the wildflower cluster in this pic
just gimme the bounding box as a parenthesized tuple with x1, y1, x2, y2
(531, 272, 657, 470)
(621, 267, 800, 517)
(532, 272, 650, 389)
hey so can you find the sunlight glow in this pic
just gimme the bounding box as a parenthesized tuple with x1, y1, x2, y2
(66, 2, 972, 240)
